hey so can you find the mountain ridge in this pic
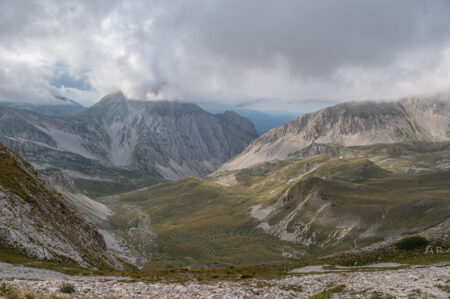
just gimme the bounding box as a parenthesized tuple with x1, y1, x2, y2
(221, 97, 450, 171)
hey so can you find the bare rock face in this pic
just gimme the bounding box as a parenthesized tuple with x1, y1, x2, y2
(221, 97, 450, 170)
(0, 143, 123, 269)
(0, 92, 258, 180)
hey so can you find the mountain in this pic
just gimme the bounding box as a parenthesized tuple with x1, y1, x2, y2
(205, 107, 296, 135)
(97, 141, 449, 268)
(234, 110, 296, 135)
(0, 142, 123, 269)
(220, 97, 450, 171)
(0, 96, 86, 117)
(0, 92, 258, 189)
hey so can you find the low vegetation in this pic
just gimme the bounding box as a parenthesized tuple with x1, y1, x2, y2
(395, 236, 429, 251)
(59, 283, 75, 294)
(312, 284, 346, 299)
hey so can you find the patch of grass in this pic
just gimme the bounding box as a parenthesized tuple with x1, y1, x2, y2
(279, 284, 303, 292)
(312, 284, 346, 299)
(0, 283, 51, 299)
(59, 283, 75, 294)
(370, 292, 383, 299)
(395, 236, 429, 251)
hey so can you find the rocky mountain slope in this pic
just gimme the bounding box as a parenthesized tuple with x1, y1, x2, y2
(96, 141, 449, 268)
(221, 97, 450, 170)
(48, 172, 143, 266)
(0, 92, 258, 184)
(0, 142, 123, 269)
(0, 96, 86, 117)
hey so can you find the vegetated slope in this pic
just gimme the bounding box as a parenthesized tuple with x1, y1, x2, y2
(0, 92, 258, 188)
(0, 142, 123, 269)
(0, 96, 86, 116)
(221, 97, 450, 171)
(96, 141, 450, 269)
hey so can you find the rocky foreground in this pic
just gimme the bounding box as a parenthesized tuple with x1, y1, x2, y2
(1, 262, 449, 298)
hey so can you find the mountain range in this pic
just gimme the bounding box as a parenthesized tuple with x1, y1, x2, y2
(0, 92, 258, 189)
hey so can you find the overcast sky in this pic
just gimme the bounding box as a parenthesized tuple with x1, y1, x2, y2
(1, 0, 450, 112)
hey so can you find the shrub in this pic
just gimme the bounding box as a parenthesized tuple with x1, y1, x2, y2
(60, 283, 75, 294)
(395, 236, 429, 251)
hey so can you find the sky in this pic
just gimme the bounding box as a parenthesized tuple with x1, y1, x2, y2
(1, 0, 450, 113)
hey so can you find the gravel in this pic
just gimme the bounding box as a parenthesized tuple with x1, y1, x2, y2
(1, 262, 448, 298)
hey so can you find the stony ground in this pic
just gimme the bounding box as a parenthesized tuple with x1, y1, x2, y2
(0, 262, 449, 298)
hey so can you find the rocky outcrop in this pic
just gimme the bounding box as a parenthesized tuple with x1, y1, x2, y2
(221, 97, 450, 170)
(0, 143, 123, 269)
(0, 92, 258, 180)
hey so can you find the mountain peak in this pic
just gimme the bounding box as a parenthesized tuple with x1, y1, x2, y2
(98, 91, 127, 104)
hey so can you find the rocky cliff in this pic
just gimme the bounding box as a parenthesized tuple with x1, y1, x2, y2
(221, 97, 450, 170)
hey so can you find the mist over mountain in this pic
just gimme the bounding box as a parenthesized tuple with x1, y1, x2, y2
(205, 107, 297, 135)
(0, 96, 86, 117)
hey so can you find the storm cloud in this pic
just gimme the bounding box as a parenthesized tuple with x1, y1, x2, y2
(1, 0, 450, 111)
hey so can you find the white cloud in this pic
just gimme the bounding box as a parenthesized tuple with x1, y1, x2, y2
(0, 0, 450, 110)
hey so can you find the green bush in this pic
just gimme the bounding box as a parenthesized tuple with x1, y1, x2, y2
(60, 283, 76, 294)
(395, 236, 429, 251)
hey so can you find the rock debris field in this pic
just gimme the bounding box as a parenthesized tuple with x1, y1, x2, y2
(0, 262, 449, 298)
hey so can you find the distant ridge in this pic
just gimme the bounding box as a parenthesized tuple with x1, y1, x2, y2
(0, 96, 86, 117)
(221, 97, 450, 170)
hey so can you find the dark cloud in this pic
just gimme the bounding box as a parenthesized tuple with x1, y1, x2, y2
(0, 0, 449, 110)
(178, 1, 450, 76)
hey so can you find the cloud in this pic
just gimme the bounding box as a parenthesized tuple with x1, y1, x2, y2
(0, 0, 450, 110)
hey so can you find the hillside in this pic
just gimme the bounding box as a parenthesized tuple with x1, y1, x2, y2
(95, 141, 450, 269)
(221, 97, 450, 170)
(0, 143, 123, 269)
(0, 92, 258, 192)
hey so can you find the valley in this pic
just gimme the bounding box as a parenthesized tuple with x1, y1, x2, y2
(91, 141, 450, 269)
